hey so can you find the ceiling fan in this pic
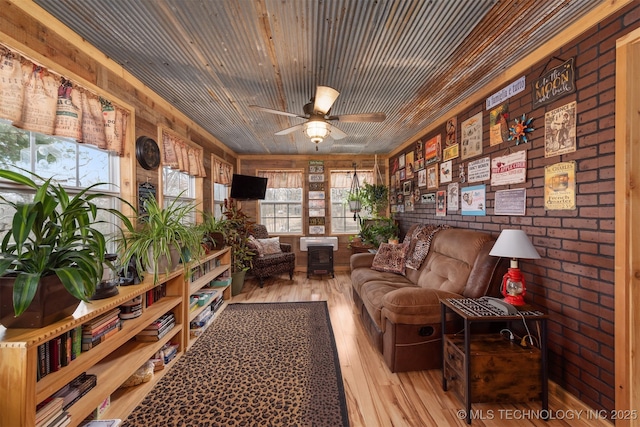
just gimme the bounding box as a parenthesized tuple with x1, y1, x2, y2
(249, 86, 386, 150)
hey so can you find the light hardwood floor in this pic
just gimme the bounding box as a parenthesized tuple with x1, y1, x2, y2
(232, 271, 612, 427)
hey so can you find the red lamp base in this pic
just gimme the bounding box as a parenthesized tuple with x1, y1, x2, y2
(503, 294, 525, 306)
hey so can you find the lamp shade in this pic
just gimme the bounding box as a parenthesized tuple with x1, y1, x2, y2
(304, 120, 330, 144)
(489, 229, 540, 259)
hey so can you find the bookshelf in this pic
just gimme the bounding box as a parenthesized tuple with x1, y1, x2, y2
(185, 247, 232, 349)
(0, 268, 185, 427)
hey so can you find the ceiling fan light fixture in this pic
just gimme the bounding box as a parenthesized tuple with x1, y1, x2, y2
(313, 86, 340, 114)
(304, 120, 329, 145)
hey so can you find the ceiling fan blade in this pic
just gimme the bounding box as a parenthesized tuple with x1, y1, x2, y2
(274, 123, 305, 136)
(249, 105, 304, 119)
(327, 112, 387, 122)
(313, 86, 340, 115)
(328, 123, 347, 140)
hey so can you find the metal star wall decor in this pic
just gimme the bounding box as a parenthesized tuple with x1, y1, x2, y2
(508, 113, 535, 145)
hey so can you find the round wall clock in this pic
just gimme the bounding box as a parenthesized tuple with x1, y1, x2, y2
(135, 136, 161, 170)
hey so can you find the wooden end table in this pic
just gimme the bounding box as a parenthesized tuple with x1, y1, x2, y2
(440, 298, 549, 424)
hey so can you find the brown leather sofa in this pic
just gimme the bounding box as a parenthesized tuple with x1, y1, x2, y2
(350, 225, 507, 372)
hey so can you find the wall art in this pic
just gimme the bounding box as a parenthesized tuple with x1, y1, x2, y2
(544, 101, 576, 158)
(467, 157, 490, 183)
(425, 134, 442, 165)
(427, 164, 439, 189)
(436, 190, 446, 217)
(486, 76, 526, 110)
(440, 160, 452, 183)
(532, 58, 576, 108)
(508, 113, 534, 145)
(398, 153, 405, 170)
(309, 217, 325, 226)
(405, 151, 415, 178)
(422, 193, 436, 204)
(308, 191, 325, 200)
(403, 179, 413, 195)
(309, 199, 325, 209)
(461, 112, 483, 160)
(445, 116, 457, 146)
(489, 103, 509, 146)
(418, 168, 427, 187)
(494, 188, 526, 216)
(309, 225, 325, 235)
(309, 174, 325, 182)
(308, 160, 324, 174)
(443, 143, 459, 161)
(491, 150, 527, 186)
(544, 161, 576, 210)
(309, 182, 325, 191)
(414, 140, 425, 171)
(461, 184, 486, 216)
(309, 209, 324, 217)
(447, 182, 459, 212)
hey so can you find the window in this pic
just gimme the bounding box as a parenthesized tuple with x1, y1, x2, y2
(163, 166, 196, 224)
(330, 169, 373, 234)
(213, 182, 227, 219)
(258, 170, 303, 234)
(0, 119, 121, 247)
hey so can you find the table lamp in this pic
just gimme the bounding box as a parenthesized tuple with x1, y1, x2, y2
(489, 229, 541, 306)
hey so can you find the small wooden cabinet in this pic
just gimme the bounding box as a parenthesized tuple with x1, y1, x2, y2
(443, 334, 542, 404)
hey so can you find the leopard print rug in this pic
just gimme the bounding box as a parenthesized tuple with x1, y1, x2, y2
(122, 302, 349, 427)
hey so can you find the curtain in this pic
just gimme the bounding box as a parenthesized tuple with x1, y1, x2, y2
(257, 170, 303, 188)
(331, 170, 374, 188)
(161, 129, 206, 177)
(213, 159, 232, 185)
(0, 44, 129, 156)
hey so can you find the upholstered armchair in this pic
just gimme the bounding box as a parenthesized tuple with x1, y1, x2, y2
(248, 224, 296, 287)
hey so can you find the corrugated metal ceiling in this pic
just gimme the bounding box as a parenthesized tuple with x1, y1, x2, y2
(33, 0, 604, 155)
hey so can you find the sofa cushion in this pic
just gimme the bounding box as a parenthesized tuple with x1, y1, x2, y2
(371, 243, 409, 274)
(360, 281, 415, 332)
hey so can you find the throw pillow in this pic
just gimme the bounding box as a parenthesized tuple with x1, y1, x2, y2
(256, 237, 282, 256)
(371, 242, 409, 274)
(247, 235, 263, 256)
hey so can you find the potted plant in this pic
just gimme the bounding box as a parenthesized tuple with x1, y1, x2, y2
(118, 194, 202, 284)
(358, 217, 399, 247)
(220, 198, 254, 295)
(198, 212, 226, 252)
(0, 169, 126, 328)
(360, 182, 389, 218)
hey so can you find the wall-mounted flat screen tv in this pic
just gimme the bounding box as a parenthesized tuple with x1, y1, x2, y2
(230, 174, 268, 200)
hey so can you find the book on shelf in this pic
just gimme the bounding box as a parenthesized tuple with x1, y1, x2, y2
(52, 372, 97, 411)
(83, 308, 121, 332)
(35, 397, 64, 427)
(49, 337, 62, 373)
(81, 419, 122, 427)
(44, 411, 70, 427)
(82, 322, 121, 351)
(142, 312, 175, 330)
(135, 321, 175, 342)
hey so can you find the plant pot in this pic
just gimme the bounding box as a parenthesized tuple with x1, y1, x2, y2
(146, 245, 182, 275)
(231, 270, 247, 296)
(348, 200, 362, 213)
(209, 232, 225, 249)
(0, 275, 81, 328)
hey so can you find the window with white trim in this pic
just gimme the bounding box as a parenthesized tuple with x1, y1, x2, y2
(258, 170, 303, 234)
(330, 169, 374, 234)
(0, 119, 121, 248)
(163, 166, 196, 224)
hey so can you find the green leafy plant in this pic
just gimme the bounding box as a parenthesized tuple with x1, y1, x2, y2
(220, 198, 254, 272)
(197, 212, 227, 251)
(0, 169, 127, 317)
(360, 182, 389, 218)
(118, 194, 202, 283)
(358, 217, 399, 247)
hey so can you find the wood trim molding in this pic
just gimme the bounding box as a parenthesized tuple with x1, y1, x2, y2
(614, 25, 640, 427)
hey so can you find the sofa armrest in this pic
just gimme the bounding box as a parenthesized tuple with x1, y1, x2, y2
(381, 287, 462, 325)
(350, 252, 376, 271)
(279, 243, 292, 252)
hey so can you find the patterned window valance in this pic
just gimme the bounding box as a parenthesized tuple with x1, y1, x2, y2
(0, 45, 129, 156)
(257, 170, 304, 188)
(161, 128, 206, 177)
(213, 158, 232, 185)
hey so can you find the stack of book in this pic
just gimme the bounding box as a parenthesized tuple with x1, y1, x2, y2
(145, 283, 166, 308)
(51, 372, 97, 410)
(136, 312, 175, 342)
(81, 309, 122, 351)
(35, 397, 69, 427)
(119, 296, 143, 320)
(37, 326, 83, 381)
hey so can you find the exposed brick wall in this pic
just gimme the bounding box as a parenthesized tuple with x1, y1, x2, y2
(392, 4, 638, 412)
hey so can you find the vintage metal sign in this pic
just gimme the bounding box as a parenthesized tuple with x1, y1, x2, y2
(532, 58, 576, 108)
